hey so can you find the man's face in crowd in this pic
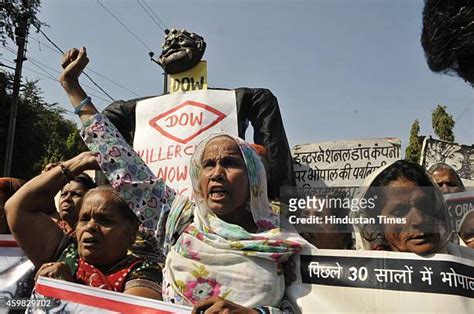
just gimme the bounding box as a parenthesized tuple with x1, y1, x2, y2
(158, 29, 206, 74)
(431, 168, 465, 194)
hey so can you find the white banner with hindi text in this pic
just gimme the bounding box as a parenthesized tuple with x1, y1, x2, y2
(292, 138, 401, 188)
(286, 248, 474, 313)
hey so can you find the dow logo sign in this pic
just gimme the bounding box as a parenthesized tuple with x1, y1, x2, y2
(149, 100, 227, 144)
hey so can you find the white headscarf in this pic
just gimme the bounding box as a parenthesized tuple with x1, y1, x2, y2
(162, 133, 303, 307)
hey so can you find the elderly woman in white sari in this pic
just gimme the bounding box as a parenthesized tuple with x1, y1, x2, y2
(58, 47, 303, 313)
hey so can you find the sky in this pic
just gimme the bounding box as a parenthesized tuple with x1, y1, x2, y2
(2, 0, 473, 151)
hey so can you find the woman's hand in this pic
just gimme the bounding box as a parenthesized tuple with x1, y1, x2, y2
(192, 297, 258, 314)
(63, 151, 101, 176)
(59, 47, 89, 95)
(35, 262, 74, 282)
(59, 47, 98, 122)
(42, 162, 60, 173)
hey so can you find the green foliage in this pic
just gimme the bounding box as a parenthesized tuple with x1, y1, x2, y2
(0, 0, 44, 46)
(432, 105, 455, 142)
(405, 119, 422, 163)
(0, 73, 87, 179)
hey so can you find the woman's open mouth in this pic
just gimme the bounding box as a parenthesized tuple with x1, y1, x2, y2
(208, 187, 228, 200)
(81, 237, 99, 247)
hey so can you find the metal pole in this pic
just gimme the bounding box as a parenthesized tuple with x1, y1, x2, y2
(163, 72, 168, 94)
(3, 3, 29, 176)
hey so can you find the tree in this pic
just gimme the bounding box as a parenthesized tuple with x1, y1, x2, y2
(405, 119, 422, 163)
(0, 72, 87, 179)
(0, 0, 44, 46)
(432, 105, 455, 142)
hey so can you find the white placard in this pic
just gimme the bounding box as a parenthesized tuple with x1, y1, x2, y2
(286, 247, 474, 313)
(292, 138, 401, 188)
(134, 90, 238, 197)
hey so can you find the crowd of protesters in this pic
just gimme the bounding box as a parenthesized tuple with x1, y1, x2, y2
(2, 50, 472, 309)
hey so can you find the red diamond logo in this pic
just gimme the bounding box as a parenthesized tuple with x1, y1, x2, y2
(149, 100, 227, 144)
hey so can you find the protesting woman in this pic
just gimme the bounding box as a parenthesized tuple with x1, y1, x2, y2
(5, 152, 163, 299)
(54, 47, 304, 312)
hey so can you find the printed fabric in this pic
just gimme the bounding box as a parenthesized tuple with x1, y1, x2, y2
(80, 113, 303, 309)
(80, 114, 176, 253)
(57, 238, 162, 293)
